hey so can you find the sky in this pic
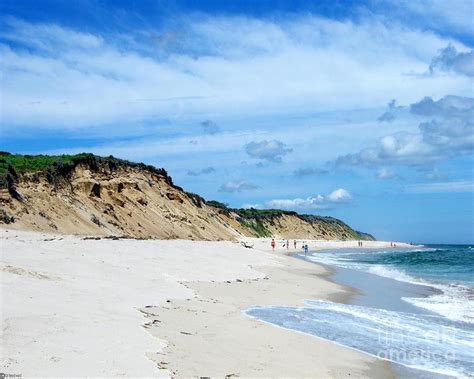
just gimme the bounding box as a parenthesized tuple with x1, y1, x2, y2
(1, 0, 473, 244)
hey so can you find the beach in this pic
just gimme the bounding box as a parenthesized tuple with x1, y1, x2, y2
(0, 229, 403, 377)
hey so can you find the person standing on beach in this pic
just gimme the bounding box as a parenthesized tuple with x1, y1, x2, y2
(286, 240, 289, 249)
(271, 238, 276, 251)
(294, 240, 297, 249)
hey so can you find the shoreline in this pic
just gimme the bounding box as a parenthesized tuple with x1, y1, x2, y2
(141, 261, 392, 377)
(294, 250, 447, 378)
(280, 247, 472, 378)
(140, 241, 406, 377)
(1, 229, 401, 377)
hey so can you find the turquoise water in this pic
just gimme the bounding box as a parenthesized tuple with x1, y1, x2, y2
(338, 245, 474, 286)
(304, 245, 474, 323)
(245, 245, 474, 377)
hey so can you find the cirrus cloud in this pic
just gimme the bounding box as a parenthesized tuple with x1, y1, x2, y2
(1, 14, 472, 133)
(407, 181, 474, 193)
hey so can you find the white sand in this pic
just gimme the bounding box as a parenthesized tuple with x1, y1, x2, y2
(0, 229, 403, 377)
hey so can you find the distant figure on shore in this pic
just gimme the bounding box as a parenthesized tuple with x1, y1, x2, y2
(286, 240, 289, 249)
(294, 240, 297, 249)
(304, 244, 309, 256)
(271, 238, 276, 251)
(358, 241, 363, 247)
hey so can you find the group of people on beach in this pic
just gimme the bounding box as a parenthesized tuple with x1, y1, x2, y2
(271, 238, 309, 254)
(358, 241, 363, 247)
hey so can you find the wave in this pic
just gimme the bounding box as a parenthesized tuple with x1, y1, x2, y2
(403, 285, 474, 325)
(245, 300, 474, 377)
(302, 251, 474, 324)
(367, 265, 425, 285)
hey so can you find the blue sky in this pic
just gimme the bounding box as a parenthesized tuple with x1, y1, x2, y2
(1, 0, 473, 243)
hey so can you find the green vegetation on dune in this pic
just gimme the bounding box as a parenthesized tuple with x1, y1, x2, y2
(234, 208, 297, 218)
(236, 218, 272, 238)
(234, 209, 292, 237)
(205, 200, 228, 210)
(0, 152, 91, 176)
(0, 152, 173, 189)
(206, 202, 375, 240)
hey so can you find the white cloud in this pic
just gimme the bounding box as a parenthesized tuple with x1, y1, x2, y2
(387, 0, 474, 37)
(336, 132, 435, 166)
(265, 188, 352, 210)
(410, 95, 474, 118)
(1, 15, 472, 131)
(421, 167, 448, 180)
(327, 188, 352, 202)
(218, 180, 258, 193)
(430, 44, 474, 77)
(376, 168, 395, 179)
(245, 140, 292, 162)
(336, 95, 474, 168)
(407, 181, 474, 193)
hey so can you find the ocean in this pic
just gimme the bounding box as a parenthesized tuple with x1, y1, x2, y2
(245, 245, 474, 377)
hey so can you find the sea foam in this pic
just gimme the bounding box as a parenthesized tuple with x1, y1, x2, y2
(303, 249, 474, 324)
(245, 300, 474, 377)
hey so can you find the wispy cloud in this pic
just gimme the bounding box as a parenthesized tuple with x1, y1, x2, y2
(1, 15, 471, 132)
(376, 168, 396, 179)
(187, 166, 216, 176)
(293, 167, 328, 177)
(419, 167, 448, 180)
(218, 180, 258, 193)
(377, 0, 474, 38)
(407, 181, 474, 193)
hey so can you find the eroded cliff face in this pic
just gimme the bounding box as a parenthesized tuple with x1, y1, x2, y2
(0, 154, 374, 241)
(0, 161, 247, 239)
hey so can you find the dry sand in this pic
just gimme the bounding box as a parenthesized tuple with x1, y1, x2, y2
(0, 229, 405, 377)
